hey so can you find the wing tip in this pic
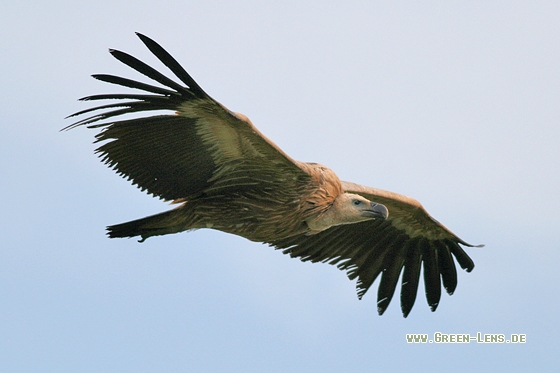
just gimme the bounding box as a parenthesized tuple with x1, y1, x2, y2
(135, 32, 151, 44)
(377, 298, 390, 316)
(458, 238, 485, 248)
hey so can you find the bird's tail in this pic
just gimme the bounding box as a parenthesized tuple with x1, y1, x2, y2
(107, 206, 194, 242)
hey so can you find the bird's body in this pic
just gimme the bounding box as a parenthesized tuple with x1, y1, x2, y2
(110, 161, 362, 243)
(66, 33, 482, 317)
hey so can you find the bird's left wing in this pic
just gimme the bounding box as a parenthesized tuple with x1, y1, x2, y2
(269, 181, 482, 317)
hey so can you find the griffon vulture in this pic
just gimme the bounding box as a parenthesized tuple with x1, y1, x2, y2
(65, 33, 482, 317)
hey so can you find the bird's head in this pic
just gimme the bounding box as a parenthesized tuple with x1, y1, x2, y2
(306, 193, 388, 233)
(335, 193, 389, 221)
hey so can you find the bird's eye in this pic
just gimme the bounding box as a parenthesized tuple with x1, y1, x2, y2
(352, 199, 362, 206)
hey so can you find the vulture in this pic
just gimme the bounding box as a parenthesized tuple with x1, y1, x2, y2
(65, 33, 482, 317)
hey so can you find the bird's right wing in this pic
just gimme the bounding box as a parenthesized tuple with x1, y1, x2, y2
(64, 33, 311, 201)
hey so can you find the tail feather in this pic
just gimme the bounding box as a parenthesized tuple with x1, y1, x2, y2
(107, 207, 193, 242)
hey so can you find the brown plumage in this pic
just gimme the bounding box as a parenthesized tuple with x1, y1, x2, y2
(65, 33, 482, 317)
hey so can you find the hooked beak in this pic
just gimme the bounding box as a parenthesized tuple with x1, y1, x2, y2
(362, 202, 389, 220)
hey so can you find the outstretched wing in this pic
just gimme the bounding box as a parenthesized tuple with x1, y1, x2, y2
(270, 181, 482, 317)
(64, 33, 310, 201)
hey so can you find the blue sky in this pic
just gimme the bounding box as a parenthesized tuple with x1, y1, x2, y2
(1, 1, 559, 371)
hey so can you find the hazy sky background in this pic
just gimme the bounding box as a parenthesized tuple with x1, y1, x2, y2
(1, 1, 559, 371)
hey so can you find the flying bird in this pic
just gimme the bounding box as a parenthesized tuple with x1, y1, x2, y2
(65, 33, 482, 317)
